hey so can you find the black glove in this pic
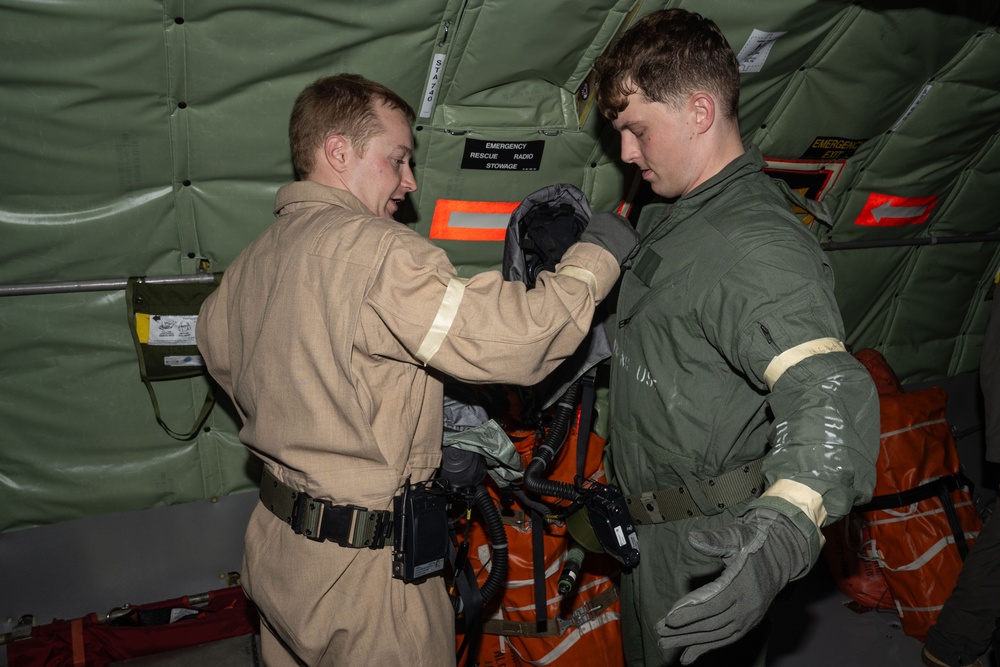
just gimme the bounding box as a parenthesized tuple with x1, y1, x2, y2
(655, 507, 810, 664)
(578, 211, 639, 266)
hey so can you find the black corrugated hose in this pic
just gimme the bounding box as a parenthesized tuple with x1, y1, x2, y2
(522, 381, 581, 501)
(473, 484, 509, 603)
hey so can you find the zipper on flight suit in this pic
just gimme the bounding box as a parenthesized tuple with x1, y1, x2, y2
(760, 323, 780, 350)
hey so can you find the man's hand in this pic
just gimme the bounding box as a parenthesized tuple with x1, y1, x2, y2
(578, 211, 639, 266)
(655, 507, 810, 664)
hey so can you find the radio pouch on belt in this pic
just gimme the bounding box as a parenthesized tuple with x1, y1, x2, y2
(392, 480, 451, 584)
(126, 275, 222, 441)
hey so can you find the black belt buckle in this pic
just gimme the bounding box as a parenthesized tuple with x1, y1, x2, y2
(326, 503, 363, 547)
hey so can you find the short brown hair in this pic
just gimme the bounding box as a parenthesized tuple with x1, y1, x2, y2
(594, 9, 740, 121)
(289, 73, 416, 178)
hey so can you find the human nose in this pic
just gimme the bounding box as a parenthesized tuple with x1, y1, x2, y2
(620, 133, 639, 164)
(401, 163, 417, 193)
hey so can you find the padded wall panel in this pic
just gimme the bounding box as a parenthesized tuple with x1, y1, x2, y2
(880, 244, 994, 380)
(828, 246, 910, 351)
(830, 32, 1000, 240)
(951, 246, 1000, 373)
(922, 37, 1000, 241)
(0, 2, 178, 283)
(755, 5, 977, 161)
(0, 291, 248, 530)
(433, 0, 633, 127)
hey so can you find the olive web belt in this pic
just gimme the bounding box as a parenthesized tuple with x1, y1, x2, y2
(259, 467, 394, 548)
(624, 456, 766, 525)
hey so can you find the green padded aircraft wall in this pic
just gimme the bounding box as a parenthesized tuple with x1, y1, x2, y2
(1, 0, 998, 531)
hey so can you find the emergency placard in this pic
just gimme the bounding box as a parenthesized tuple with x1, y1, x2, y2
(800, 136, 866, 160)
(460, 139, 544, 171)
(135, 313, 198, 346)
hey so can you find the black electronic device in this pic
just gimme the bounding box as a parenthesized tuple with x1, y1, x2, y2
(579, 480, 640, 569)
(392, 480, 451, 584)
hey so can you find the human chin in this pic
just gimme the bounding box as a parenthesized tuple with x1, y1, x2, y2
(646, 175, 669, 197)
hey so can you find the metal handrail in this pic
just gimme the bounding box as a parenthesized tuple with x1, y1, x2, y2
(0, 274, 216, 298)
(3, 232, 1000, 295)
(822, 233, 1000, 251)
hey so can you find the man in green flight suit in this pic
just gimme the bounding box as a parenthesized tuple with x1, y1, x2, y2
(593, 9, 881, 666)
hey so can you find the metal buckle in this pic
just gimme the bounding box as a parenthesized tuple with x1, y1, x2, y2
(349, 508, 392, 549)
(367, 510, 392, 549)
(553, 600, 595, 635)
(289, 492, 326, 541)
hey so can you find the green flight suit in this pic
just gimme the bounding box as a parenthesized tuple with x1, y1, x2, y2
(606, 146, 880, 666)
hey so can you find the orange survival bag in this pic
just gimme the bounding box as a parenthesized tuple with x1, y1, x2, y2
(455, 417, 625, 667)
(823, 349, 982, 639)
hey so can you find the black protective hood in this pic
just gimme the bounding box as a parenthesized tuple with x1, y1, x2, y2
(502, 183, 612, 409)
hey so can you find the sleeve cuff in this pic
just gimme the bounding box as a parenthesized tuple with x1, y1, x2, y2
(748, 479, 828, 577)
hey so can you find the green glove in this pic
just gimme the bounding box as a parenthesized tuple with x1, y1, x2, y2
(655, 507, 810, 664)
(578, 211, 639, 266)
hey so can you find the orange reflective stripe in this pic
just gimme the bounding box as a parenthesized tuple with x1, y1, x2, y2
(429, 199, 519, 241)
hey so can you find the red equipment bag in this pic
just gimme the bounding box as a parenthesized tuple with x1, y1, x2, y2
(456, 420, 625, 667)
(821, 512, 896, 611)
(823, 349, 982, 639)
(6, 586, 258, 667)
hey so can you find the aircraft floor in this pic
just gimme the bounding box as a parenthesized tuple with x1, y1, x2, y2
(770, 559, 923, 666)
(769, 559, 998, 667)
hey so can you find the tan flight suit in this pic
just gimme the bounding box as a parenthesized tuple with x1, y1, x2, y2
(196, 181, 620, 666)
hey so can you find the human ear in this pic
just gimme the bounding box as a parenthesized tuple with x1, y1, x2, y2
(323, 134, 350, 173)
(690, 92, 715, 134)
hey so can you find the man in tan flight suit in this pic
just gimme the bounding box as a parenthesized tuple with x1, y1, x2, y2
(196, 74, 637, 666)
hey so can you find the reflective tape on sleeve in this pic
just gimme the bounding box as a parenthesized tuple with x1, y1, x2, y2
(429, 199, 519, 241)
(763, 337, 845, 389)
(416, 277, 467, 364)
(555, 265, 597, 299)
